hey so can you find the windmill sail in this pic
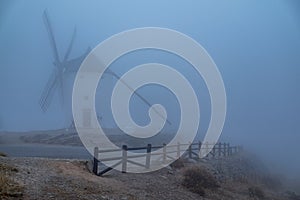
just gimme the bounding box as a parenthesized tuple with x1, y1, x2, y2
(39, 69, 59, 112)
(43, 9, 60, 65)
(40, 10, 83, 112)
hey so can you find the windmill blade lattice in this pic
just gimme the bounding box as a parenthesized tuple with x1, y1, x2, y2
(39, 69, 59, 112)
(43, 9, 60, 65)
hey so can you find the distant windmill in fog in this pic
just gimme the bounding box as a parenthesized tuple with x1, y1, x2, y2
(39, 9, 171, 129)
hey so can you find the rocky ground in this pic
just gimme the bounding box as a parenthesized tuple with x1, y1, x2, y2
(1, 152, 299, 200)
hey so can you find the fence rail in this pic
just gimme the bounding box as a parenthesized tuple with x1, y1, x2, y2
(93, 141, 242, 176)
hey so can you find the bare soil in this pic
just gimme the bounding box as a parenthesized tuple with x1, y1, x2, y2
(1, 154, 298, 200)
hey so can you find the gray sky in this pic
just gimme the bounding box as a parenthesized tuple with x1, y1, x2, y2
(0, 0, 300, 176)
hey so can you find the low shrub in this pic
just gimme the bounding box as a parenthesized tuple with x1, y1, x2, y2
(170, 158, 185, 169)
(182, 166, 219, 196)
(248, 186, 265, 199)
(0, 163, 23, 199)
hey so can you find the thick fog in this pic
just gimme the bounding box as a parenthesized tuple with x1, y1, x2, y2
(0, 1, 299, 178)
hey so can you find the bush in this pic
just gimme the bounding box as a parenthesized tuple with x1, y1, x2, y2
(248, 186, 265, 199)
(0, 163, 23, 199)
(182, 166, 219, 196)
(170, 158, 185, 169)
(0, 163, 18, 172)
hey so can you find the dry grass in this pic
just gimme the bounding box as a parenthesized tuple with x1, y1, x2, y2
(0, 163, 23, 199)
(182, 166, 219, 196)
(0, 163, 18, 172)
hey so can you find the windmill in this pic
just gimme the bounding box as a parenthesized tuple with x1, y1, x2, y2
(40, 9, 171, 131)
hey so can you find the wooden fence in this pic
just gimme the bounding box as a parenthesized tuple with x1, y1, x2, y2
(93, 141, 242, 176)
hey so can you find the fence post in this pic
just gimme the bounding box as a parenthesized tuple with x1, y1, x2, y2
(163, 143, 167, 163)
(177, 142, 180, 158)
(205, 142, 209, 157)
(198, 141, 202, 151)
(146, 144, 152, 169)
(188, 142, 192, 159)
(198, 141, 202, 157)
(212, 143, 216, 158)
(223, 143, 226, 156)
(229, 145, 232, 156)
(218, 143, 222, 157)
(122, 145, 127, 173)
(93, 147, 99, 175)
(227, 143, 230, 156)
